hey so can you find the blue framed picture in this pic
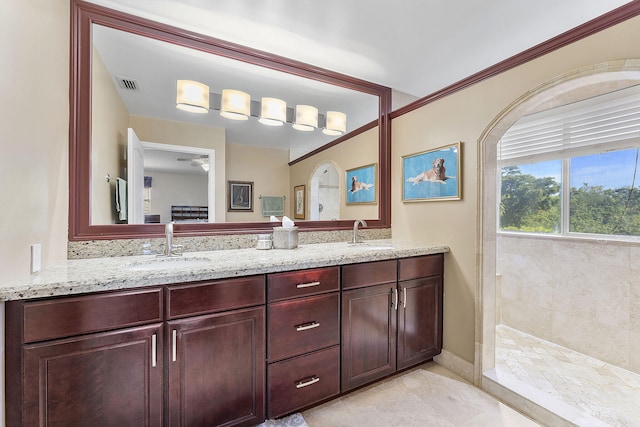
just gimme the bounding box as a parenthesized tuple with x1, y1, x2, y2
(346, 163, 377, 204)
(402, 142, 462, 202)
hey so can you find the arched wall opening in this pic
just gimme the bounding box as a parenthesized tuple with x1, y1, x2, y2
(477, 59, 640, 421)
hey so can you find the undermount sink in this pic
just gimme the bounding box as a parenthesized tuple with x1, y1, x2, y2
(122, 257, 211, 271)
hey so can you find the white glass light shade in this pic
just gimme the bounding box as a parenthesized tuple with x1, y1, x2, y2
(322, 111, 347, 136)
(259, 97, 287, 126)
(176, 80, 209, 113)
(292, 105, 318, 131)
(220, 89, 250, 120)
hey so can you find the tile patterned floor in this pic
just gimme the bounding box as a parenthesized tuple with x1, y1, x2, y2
(495, 325, 640, 426)
(301, 362, 540, 426)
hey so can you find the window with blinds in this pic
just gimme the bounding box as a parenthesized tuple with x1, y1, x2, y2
(498, 85, 640, 166)
(498, 85, 640, 238)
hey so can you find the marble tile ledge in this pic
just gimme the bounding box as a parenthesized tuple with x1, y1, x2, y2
(2, 239, 449, 301)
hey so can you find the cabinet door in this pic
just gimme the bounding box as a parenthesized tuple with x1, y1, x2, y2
(22, 324, 163, 427)
(397, 277, 443, 370)
(167, 306, 265, 427)
(341, 283, 397, 391)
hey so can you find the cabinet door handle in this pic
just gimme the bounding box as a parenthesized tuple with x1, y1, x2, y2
(295, 321, 320, 331)
(172, 329, 177, 362)
(295, 376, 320, 389)
(296, 281, 321, 289)
(151, 333, 157, 368)
(403, 287, 407, 308)
(392, 288, 398, 310)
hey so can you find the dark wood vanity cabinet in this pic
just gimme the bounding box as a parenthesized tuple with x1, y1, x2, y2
(341, 260, 398, 391)
(166, 276, 266, 427)
(341, 254, 443, 391)
(6, 288, 165, 427)
(397, 255, 443, 370)
(5, 252, 444, 425)
(266, 267, 341, 418)
(7, 277, 266, 427)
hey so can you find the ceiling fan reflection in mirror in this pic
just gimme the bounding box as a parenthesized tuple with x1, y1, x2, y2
(177, 155, 209, 171)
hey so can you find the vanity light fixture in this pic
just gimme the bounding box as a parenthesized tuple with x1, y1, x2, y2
(259, 97, 287, 126)
(175, 80, 346, 134)
(323, 111, 347, 136)
(292, 104, 318, 131)
(176, 80, 209, 113)
(220, 89, 251, 120)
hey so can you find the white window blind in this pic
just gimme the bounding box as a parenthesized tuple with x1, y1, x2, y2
(498, 85, 640, 166)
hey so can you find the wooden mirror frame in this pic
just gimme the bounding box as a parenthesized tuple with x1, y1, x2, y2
(69, 0, 391, 240)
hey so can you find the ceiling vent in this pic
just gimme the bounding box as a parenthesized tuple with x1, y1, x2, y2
(116, 76, 139, 91)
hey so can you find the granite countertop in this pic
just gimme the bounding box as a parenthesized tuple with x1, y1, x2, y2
(0, 240, 449, 301)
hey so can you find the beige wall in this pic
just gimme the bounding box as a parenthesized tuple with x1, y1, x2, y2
(130, 115, 226, 222)
(0, 0, 69, 282)
(91, 47, 130, 224)
(290, 127, 379, 221)
(225, 143, 290, 222)
(391, 14, 640, 364)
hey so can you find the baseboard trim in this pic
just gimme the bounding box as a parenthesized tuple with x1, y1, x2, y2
(433, 349, 474, 383)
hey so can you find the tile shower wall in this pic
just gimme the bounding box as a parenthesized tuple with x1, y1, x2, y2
(496, 234, 640, 375)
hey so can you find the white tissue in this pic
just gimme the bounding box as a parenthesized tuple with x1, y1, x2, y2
(270, 215, 279, 222)
(282, 216, 295, 228)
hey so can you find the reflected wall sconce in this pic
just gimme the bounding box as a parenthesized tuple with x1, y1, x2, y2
(176, 80, 345, 133)
(323, 111, 347, 136)
(176, 80, 209, 113)
(292, 105, 318, 131)
(259, 97, 287, 126)
(220, 89, 251, 120)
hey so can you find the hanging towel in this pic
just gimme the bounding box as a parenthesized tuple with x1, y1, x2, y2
(115, 178, 128, 222)
(261, 196, 285, 217)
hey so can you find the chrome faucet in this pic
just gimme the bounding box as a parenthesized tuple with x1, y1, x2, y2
(161, 222, 183, 257)
(351, 219, 367, 244)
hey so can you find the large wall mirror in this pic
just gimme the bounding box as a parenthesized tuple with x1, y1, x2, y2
(70, 0, 391, 240)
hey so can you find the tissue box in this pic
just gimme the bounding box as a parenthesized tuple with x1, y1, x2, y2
(272, 226, 298, 249)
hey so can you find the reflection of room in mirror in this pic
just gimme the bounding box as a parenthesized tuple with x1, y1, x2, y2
(310, 163, 340, 221)
(90, 23, 380, 162)
(74, 0, 391, 239)
(142, 146, 212, 224)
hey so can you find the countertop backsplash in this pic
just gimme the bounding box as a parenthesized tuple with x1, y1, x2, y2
(68, 228, 392, 259)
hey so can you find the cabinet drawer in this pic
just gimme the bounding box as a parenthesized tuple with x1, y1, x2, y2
(166, 275, 265, 319)
(268, 293, 339, 362)
(342, 259, 396, 290)
(20, 288, 163, 343)
(268, 266, 339, 302)
(268, 345, 340, 418)
(399, 254, 443, 281)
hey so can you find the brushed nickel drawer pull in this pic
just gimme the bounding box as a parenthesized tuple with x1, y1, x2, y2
(295, 321, 320, 331)
(296, 376, 320, 389)
(172, 329, 177, 362)
(151, 333, 157, 368)
(296, 281, 321, 289)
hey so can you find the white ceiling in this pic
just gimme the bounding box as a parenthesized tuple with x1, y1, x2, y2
(88, 0, 632, 97)
(88, 0, 633, 161)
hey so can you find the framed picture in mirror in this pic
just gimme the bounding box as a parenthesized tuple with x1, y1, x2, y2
(294, 185, 305, 219)
(346, 163, 377, 204)
(228, 181, 253, 211)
